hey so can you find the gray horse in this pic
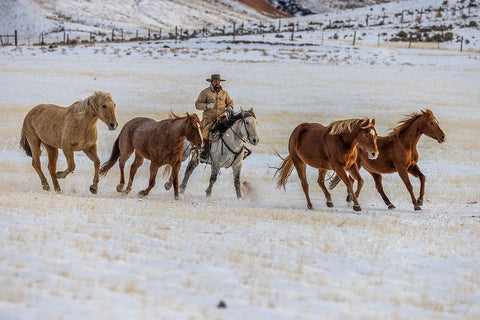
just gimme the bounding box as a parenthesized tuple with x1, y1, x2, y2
(166, 108, 259, 198)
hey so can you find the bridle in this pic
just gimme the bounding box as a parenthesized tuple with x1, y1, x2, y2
(220, 112, 256, 168)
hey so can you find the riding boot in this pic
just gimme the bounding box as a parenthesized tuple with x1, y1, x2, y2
(199, 139, 210, 162)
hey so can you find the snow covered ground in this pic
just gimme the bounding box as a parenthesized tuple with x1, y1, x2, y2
(1, 1, 480, 319)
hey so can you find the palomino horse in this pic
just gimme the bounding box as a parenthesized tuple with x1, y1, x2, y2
(167, 108, 259, 199)
(275, 118, 378, 212)
(329, 109, 445, 210)
(20, 92, 118, 193)
(99, 113, 203, 199)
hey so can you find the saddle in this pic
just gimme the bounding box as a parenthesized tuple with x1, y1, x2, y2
(203, 111, 251, 161)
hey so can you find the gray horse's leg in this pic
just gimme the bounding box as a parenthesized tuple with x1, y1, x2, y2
(179, 153, 199, 194)
(205, 164, 219, 197)
(232, 162, 243, 199)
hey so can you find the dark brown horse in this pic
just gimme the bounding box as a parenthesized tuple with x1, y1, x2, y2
(99, 113, 203, 199)
(329, 109, 445, 210)
(276, 118, 378, 212)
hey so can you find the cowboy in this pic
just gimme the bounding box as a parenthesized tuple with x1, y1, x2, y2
(195, 74, 234, 161)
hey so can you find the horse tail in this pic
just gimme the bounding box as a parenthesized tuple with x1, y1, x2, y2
(328, 173, 341, 190)
(20, 128, 32, 157)
(274, 154, 294, 190)
(99, 137, 120, 176)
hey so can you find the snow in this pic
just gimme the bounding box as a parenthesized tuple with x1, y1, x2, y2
(1, 0, 480, 319)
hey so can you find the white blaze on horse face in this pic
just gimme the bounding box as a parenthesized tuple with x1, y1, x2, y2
(196, 122, 203, 144)
(370, 129, 376, 137)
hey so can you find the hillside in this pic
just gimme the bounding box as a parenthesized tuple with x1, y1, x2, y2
(0, 0, 406, 39)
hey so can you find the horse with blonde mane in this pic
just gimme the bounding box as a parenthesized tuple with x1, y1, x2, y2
(275, 118, 378, 212)
(99, 113, 203, 199)
(329, 109, 446, 210)
(20, 91, 118, 193)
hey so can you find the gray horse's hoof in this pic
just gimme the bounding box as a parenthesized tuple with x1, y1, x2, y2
(353, 204, 362, 212)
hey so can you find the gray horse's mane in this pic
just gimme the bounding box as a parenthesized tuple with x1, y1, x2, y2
(329, 118, 367, 135)
(211, 109, 256, 135)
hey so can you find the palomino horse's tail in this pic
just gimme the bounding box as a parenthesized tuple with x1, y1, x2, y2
(328, 174, 341, 190)
(20, 129, 32, 157)
(99, 137, 120, 176)
(274, 154, 294, 190)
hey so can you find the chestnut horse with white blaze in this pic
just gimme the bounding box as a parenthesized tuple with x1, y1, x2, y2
(99, 113, 203, 199)
(20, 91, 118, 193)
(276, 118, 378, 212)
(329, 109, 445, 210)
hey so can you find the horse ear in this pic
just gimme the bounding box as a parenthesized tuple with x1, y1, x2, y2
(360, 118, 370, 129)
(371, 118, 375, 126)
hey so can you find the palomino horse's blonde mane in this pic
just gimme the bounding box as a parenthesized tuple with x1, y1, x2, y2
(72, 91, 111, 113)
(329, 118, 367, 135)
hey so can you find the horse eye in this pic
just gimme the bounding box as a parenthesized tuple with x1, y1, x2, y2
(103, 105, 107, 109)
(430, 121, 434, 125)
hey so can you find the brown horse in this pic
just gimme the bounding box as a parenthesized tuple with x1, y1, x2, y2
(329, 109, 445, 211)
(276, 118, 378, 212)
(20, 91, 118, 193)
(99, 113, 203, 199)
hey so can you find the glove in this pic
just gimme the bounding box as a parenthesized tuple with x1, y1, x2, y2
(206, 102, 215, 110)
(226, 105, 233, 112)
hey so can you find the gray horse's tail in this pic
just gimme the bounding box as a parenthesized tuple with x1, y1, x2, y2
(100, 137, 120, 176)
(20, 129, 32, 157)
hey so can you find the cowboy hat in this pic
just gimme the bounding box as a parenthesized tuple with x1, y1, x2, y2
(206, 74, 226, 82)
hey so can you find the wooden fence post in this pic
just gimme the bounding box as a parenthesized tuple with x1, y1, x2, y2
(14, 30, 18, 46)
(353, 30, 356, 46)
(460, 36, 463, 52)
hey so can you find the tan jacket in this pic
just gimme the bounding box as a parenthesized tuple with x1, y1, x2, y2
(195, 85, 234, 121)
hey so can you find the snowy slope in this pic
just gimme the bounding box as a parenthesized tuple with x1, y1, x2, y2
(0, 0, 269, 38)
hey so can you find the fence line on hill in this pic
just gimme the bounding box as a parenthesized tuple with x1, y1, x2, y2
(1, 1, 477, 52)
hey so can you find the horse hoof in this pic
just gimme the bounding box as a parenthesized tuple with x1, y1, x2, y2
(346, 195, 352, 203)
(55, 172, 65, 179)
(417, 199, 423, 206)
(90, 185, 97, 194)
(138, 191, 148, 197)
(353, 205, 362, 212)
(164, 182, 172, 190)
(388, 204, 396, 210)
(116, 185, 124, 193)
(54, 185, 61, 192)
(42, 184, 51, 191)
(414, 206, 422, 211)
(326, 201, 334, 208)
